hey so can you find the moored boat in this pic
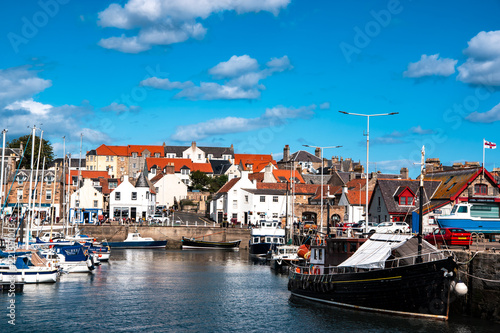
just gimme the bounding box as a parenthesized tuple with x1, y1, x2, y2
(181, 237, 241, 250)
(288, 234, 461, 320)
(0, 253, 58, 283)
(249, 220, 285, 257)
(104, 232, 167, 249)
(436, 202, 500, 233)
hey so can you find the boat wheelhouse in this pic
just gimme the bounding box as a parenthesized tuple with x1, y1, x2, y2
(436, 202, 500, 233)
(249, 220, 285, 257)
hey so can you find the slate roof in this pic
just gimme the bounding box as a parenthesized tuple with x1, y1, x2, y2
(164, 145, 234, 158)
(374, 179, 441, 214)
(242, 188, 286, 195)
(424, 168, 481, 200)
(209, 159, 232, 175)
(286, 150, 321, 163)
(302, 174, 332, 184)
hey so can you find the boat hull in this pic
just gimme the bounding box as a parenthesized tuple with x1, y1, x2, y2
(437, 217, 500, 233)
(181, 237, 240, 250)
(0, 269, 58, 283)
(249, 243, 275, 257)
(288, 256, 457, 319)
(105, 240, 167, 249)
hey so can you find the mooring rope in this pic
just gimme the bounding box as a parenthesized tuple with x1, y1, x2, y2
(458, 269, 500, 283)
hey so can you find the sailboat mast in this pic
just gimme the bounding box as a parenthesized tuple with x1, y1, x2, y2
(0, 129, 7, 210)
(26, 125, 36, 249)
(417, 145, 425, 262)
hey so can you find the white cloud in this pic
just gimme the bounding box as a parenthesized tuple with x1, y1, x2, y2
(5, 98, 52, 116)
(319, 102, 330, 110)
(102, 102, 141, 114)
(97, 0, 290, 53)
(0, 66, 52, 108)
(145, 54, 292, 100)
(209, 55, 259, 78)
(403, 54, 457, 78)
(140, 77, 193, 90)
(457, 31, 500, 86)
(175, 82, 261, 100)
(171, 104, 316, 141)
(466, 103, 500, 123)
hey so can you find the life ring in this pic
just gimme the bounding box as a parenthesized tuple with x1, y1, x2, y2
(312, 266, 321, 275)
(295, 267, 301, 274)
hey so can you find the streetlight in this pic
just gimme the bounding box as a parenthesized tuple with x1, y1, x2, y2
(339, 110, 398, 235)
(303, 144, 342, 235)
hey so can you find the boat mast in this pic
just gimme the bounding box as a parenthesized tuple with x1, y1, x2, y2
(0, 129, 7, 212)
(32, 130, 44, 235)
(26, 125, 36, 249)
(417, 145, 425, 263)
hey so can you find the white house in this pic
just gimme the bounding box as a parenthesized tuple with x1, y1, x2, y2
(151, 172, 188, 208)
(69, 178, 104, 224)
(211, 171, 288, 225)
(109, 173, 156, 221)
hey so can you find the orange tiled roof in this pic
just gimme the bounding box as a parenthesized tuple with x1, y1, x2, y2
(95, 144, 128, 156)
(234, 154, 273, 165)
(66, 170, 110, 184)
(127, 145, 164, 157)
(272, 169, 305, 183)
(346, 189, 373, 205)
(217, 177, 240, 194)
(253, 161, 277, 172)
(146, 158, 212, 173)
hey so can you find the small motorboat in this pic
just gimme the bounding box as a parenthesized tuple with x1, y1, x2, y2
(104, 232, 167, 249)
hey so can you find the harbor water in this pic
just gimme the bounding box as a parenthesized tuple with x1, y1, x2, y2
(1, 249, 499, 332)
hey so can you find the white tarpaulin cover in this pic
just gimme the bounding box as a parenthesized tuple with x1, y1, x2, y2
(338, 233, 414, 269)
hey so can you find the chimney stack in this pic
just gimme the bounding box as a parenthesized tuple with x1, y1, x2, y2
(400, 167, 409, 179)
(315, 147, 321, 158)
(283, 145, 290, 162)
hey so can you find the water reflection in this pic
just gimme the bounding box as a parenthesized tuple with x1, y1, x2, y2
(1, 249, 498, 332)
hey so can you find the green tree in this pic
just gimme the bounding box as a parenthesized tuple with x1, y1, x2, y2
(189, 170, 210, 191)
(208, 174, 228, 193)
(7, 134, 55, 169)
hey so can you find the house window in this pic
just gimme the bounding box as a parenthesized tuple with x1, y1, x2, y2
(182, 179, 189, 185)
(146, 192, 149, 199)
(233, 200, 237, 208)
(106, 156, 109, 162)
(46, 190, 52, 200)
(208, 154, 213, 159)
(233, 190, 237, 195)
(132, 192, 137, 200)
(187, 154, 190, 159)
(132, 152, 138, 158)
(181, 169, 190, 175)
(121, 157, 125, 161)
(76, 201, 79, 207)
(244, 195, 249, 203)
(88, 166, 93, 171)
(273, 213, 278, 219)
(45, 176, 53, 184)
(155, 153, 160, 158)
(115, 192, 121, 200)
(109, 182, 117, 189)
(273, 196, 278, 203)
(475, 184, 488, 195)
(198, 154, 201, 159)
(110, 156, 114, 161)
(260, 196, 265, 202)
(72, 177, 78, 186)
(94, 200, 98, 208)
(120, 167, 124, 172)
(133, 163, 136, 168)
(17, 189, 23, 200)
(232, 213, 238, 219)
(155, 187, 159, 193)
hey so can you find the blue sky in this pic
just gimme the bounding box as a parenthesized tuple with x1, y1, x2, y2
(1, 0, 500, 177)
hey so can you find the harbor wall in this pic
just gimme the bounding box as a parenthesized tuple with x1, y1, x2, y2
(451, 250, 500, 323)
(82, 225, 251, 249)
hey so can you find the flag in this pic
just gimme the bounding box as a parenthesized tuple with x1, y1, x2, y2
(484, 140, 497, 149)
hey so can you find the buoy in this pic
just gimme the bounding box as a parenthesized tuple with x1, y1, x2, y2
(454, 280, 468, 296)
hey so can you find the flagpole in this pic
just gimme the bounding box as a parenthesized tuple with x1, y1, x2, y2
(483, 138, 485, 179)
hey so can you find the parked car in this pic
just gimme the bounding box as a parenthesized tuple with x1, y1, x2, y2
(352, 221, 379, 233)
(424, 228, 471, 248)
(371, 221, 410, 234)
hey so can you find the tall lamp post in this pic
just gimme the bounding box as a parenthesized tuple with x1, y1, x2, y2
(339, 111, 398, 235)
(303, 144, 342, 235)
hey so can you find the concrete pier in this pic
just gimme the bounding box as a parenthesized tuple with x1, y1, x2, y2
(82, 225, 251, 249)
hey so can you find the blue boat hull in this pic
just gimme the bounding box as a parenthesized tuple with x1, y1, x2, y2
(437, 217, 500, 233)
(105, 240, 167, 248)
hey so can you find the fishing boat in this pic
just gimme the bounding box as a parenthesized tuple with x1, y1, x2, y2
(288, 146, 466, 320)
(269, 244, 303, 273)
(249, 220, 285, 258)
(181, 237, 241, 250)
(104, 232, 167, 249)
(50, 243, 95, 273)
(436, 202, 500, 233)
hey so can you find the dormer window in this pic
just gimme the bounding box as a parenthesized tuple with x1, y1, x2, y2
(395, 186, 415, 206)
(155, 153, 160, 158)
(16, 175, 27, 184)
(132, 152, 138, 158)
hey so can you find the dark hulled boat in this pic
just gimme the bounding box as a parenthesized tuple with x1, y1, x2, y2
(181, 237, 241, 250)
(288, 234, 459, 320)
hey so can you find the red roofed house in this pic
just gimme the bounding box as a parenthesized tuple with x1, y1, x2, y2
(86, 144, 129, 178)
